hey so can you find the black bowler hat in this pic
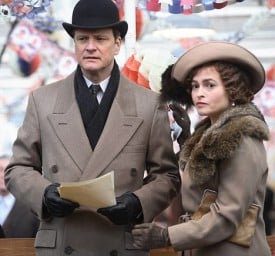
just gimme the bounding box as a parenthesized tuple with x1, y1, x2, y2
(62, 0, 128, 38)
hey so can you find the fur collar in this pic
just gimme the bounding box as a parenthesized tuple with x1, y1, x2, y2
(179, 103, 269, 185)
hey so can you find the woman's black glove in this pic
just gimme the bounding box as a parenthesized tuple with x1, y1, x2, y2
(43, 183, 79, 217)
(97, 192, 143, 225)
(169, 102, 191, 147)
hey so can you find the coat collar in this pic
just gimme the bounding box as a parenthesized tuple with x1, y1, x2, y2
(48, 73, 143, 180)
(179, 103, 269, 185)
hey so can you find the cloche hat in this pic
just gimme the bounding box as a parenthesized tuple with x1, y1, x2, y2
(62, 0, 128, 38)
(160, 42, 266, 107)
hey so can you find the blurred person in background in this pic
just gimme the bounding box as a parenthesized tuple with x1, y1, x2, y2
(0, 224, 5, 238)
(264, 186, 274, 235)
(0, 155, 39, 238)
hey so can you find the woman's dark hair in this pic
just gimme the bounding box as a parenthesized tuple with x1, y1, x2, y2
(185, 61, 254, 105)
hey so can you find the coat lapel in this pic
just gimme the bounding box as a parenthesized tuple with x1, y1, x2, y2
(80, 76, 143, 180)
(47, 73, 92, 172)
(48, 74, 143, 179)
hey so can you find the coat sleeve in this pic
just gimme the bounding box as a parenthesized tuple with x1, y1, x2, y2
(168, 136, 268, 250)
(4, 92, 51, 220)
(134, 102, 181, 222)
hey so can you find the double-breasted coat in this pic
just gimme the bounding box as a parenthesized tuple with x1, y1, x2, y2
(5, 72, 180, 256)
(168, 103, 271, 256)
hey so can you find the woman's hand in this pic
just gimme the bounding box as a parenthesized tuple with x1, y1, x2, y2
(132, 223, 171, 250)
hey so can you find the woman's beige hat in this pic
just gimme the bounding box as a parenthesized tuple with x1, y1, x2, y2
(172, 41, 265, 94)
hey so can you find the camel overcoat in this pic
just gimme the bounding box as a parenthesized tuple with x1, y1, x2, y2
(3, 199, 39, 238)
(168, 104, 271, 256)
(5, 72, 180, 256)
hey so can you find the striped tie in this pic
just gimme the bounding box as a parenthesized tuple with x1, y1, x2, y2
(89, 84, 101, 106)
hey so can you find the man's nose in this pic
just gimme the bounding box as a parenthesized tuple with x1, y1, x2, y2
(86, 39, 96, 50)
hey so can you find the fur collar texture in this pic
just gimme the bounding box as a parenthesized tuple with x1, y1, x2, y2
(179, 103, 269, 185)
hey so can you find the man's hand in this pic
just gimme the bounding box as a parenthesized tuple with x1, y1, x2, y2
(43, 183, 79, 217)
(97, 192, 143, 225)
(169, 102, 191, 147)
(132, 223, 171, 250)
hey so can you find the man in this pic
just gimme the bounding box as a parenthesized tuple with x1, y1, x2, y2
(4, 0, 180, 255)
(0, 155, 39, 238)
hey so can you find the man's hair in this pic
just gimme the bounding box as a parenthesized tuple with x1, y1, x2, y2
(112, 28, 121, 39)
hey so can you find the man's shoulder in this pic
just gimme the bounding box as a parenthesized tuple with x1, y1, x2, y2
(33, 72, 75, 95)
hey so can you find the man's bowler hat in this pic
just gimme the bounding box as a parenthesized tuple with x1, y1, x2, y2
(62, 0, 128, 38)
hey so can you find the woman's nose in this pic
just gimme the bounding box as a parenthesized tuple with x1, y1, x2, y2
(196, 86, 204, 97)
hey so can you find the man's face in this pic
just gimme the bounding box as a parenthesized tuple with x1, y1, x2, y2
(74, 28, 121, 81)
(0, 158, 9, 195)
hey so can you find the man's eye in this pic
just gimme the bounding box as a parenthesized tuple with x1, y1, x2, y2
(77, 37, 86, 41)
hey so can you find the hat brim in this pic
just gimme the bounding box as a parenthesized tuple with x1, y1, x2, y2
(172, 41, 265, 94)
(62, 21, 128, 39)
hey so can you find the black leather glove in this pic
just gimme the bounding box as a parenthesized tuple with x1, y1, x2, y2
(132, 223, 171, 250)
(97, 192, 143, 225)
(169, 102, 191, 147)
(43, 183, 79, 218)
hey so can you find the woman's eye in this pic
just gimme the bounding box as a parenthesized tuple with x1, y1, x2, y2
(207, 82, 215, 88)
(191, 83, 199, 89)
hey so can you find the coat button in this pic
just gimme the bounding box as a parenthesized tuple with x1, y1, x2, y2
(64, 246, 74, 255)
(110, 250, 118, 256)
(51, 165, 58, 173)
(130, 168, 137, 177)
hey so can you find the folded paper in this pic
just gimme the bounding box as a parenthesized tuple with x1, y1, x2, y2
(58, 171, 116, 208)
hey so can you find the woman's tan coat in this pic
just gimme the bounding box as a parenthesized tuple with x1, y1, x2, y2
(168, 104, 271, 256)
(5, 73, 180, 256)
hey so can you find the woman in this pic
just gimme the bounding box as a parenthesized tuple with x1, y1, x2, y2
(132, 41, 271, 256)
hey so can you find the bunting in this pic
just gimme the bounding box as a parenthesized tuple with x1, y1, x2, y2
(144, 0, 245, 14)
(0, 0, 245, 21)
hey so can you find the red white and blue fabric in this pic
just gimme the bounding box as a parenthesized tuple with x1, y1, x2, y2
(145, 0, 245, 14)
(0, 0, 53, 19)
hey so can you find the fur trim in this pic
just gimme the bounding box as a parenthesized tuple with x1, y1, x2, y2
(179, 103, 269, 185)
(160, 64, 193, 108)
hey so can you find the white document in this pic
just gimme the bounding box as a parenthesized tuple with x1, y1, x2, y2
(58, 171, 116, 208)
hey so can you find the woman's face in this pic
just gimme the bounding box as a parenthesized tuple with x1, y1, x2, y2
(191, 66, 230, 124)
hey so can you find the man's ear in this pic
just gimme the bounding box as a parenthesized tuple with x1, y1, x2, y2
(114, 36, 122, 55)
